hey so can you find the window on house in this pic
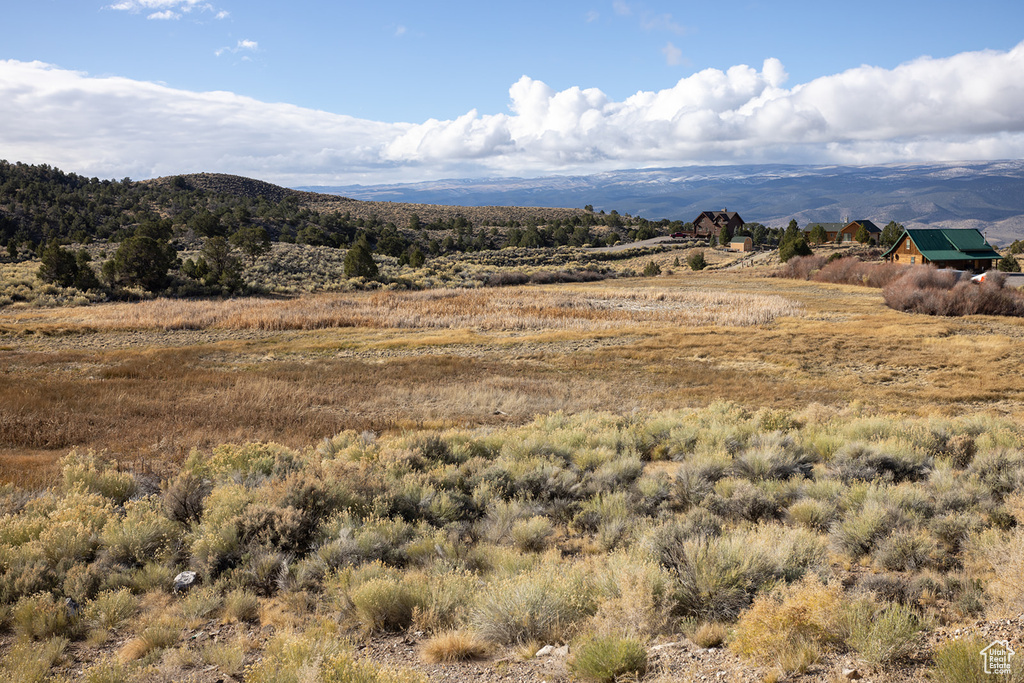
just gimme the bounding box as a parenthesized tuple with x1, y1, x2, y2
(905, 241, 911, 251)
(910, 256, 915, 264)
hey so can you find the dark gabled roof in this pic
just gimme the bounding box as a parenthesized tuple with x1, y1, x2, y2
(881, 228, 1002, 261)
(696, 211, 744, 224)
(729, 234, 751, 243)
(848, 220, 882, 233)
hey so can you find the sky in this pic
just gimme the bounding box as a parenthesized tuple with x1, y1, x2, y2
(2, 0, 1024, 186)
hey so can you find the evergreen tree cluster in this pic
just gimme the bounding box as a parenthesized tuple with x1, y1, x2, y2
(778, 219, 813, 262)
(0, 160, 737, 296)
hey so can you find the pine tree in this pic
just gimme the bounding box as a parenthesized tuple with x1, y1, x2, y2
(344, 239, 379, 279)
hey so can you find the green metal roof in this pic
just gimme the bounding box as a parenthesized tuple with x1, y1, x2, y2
(882, 228, 1001, 261)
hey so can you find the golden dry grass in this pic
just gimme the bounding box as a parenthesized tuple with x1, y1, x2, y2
(0, 285, 800, 332)
(3, 270, 1024, 485)
(420, 630, 491, 663)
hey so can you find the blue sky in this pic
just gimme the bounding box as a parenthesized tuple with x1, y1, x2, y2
(3, 1, 1024, 185)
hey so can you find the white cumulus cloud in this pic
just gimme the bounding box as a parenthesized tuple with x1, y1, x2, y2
(107, 0, 226, 20)
(215, 39, 258, 57)
(3, 42, 1024, 186)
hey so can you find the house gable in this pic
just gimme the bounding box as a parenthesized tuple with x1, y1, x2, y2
(882, 228, 1001, 270)
(690, 211, 745, 239)
(837, 220, 882, 243)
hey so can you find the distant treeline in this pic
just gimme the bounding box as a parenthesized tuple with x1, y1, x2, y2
(0, 161, 675, 260)
(1, 161, 713, 296)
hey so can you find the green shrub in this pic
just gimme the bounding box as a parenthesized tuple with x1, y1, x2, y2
(0, 637, 68, 683)
(200, 637, 247, 675)
(100, 496, 180, 567)
(207, 442, 299, 478)
(779, 237, 812, 263)
(931, 635, 1024, 682)
(842, 597, 925, 666)
(569, 633, 647, 682)
(82, 657, 133, 683)
(874, 527, 942, 571)
(178, 584, 223, 623)
(409, 570, 476, 634)
(350, 575, 429, 632)
(61, 450, 137, 504)
(473, 564, 595, 645)
(830, 501, 895, 558)
(130, 561, 176, 593)
(704, 478, 781, 523)
(667, 525, 825, 621)
(223, 588, 261, 623)
(84, 588, 138, 632)
(687, 250, 707, 271)
(788, 498, 837, 532)
(12, 591, 82, 640)
(511, 516, 554, 552)
(246, 628, 426, 683)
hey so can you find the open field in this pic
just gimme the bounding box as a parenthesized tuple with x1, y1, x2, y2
(3, 269, 1024, 486)
(2, 268, 1024, 682)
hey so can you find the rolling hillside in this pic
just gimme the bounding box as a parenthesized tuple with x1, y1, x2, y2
(303, 160, 1024, 244)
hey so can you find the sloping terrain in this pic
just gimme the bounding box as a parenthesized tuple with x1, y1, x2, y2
(306, 160, 1024, 243)
(151, 172, 591, 229)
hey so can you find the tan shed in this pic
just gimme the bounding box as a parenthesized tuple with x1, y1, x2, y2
(728, 235, 753, 252)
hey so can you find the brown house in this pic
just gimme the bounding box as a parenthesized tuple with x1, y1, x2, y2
(836, 220, 882, 244)
(804, 219, 882, 244)
(688, 211, 745, 240)
(882, 228, 1001, 272)
(803, 222, 845, 243)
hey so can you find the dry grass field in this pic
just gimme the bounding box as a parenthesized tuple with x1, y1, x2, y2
(3, 268, 1024, 488)
(3, 267, 1024, 683)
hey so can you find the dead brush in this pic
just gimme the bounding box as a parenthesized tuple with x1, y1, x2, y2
(420, 630, 490, 663)
(883, 267, 1024, 316)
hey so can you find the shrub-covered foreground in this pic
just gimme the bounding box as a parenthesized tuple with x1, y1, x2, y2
(2, 404, 1024, 680)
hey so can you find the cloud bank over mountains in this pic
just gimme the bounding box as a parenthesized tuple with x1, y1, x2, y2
(3, 41, 1024, 185)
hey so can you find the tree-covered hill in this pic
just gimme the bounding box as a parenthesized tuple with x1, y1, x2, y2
(1, 161, 685, 300)
(0, 161, 656, 256)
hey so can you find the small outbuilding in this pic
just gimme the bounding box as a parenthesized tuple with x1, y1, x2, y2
(728, 235, 753, 252)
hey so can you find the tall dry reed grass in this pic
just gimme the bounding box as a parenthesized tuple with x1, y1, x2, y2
(5, 287, 803, 333)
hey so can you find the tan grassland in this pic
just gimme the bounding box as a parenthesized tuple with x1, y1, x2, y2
(2, 268, 1024, 486)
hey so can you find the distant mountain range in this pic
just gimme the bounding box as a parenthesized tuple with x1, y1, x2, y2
(302, 160, 1024, 245)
